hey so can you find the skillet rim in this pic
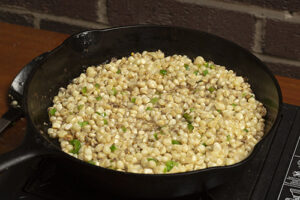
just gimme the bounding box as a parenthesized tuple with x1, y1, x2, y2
(23, 24, 283, 177)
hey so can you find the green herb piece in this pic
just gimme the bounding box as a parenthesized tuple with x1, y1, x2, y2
(232, 103, 237, 107)
(78, 121, 89, 127)
(131, 97, 136, 103)
(49, 108, 56, 116)
(204, 62, 209, 68)
(160, 69, 167, 75)
(243, 128, 249, 133)
(187, 123, 194, 132)
(164, 160, 178, 173)
(202, 143, 207, 147)
(242, 93, 247, 97)
(81, 87, 87, 94)
(121, 126, 127, 133)
(96, 112, 106, 117)
(103, 119, 108, 125)
(69, 139, 81, 154)
(203, 69, 208, 76)
(116, 69, 121, 74)
(217, 109, 221, 113)
(194, 70, 199, 75)
(110, 144, 117, 152)
(147, 158, 159, 164)
(150, 97, 159, 104)
(196, 80, 203, 83)
(184, 64, 190, 70)
(172, 140, 182, 145)
(154, 133, 158, 140)
(95, 83, 100, 89)
(96, 112, 101, 116)
(190, 108, 195, 112)
(96, 96, 102, 101)
(88, 160, 96, 165)
(183, 113, 192, 123)
(208, 87, 215, 93)
(146, 107, 152, 111)
(226, 135, 231, 141)
(77, 104, 84, 110)
(112, 87, 118, 96)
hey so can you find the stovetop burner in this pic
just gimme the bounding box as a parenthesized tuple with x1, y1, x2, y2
(0, 103, 300, 200)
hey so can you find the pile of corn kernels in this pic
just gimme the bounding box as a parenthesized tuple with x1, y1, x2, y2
(47, 50, 266, 174)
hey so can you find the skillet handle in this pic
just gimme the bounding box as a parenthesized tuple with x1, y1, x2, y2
(0, 129, 57, 172)
(0, 108, 23, 135)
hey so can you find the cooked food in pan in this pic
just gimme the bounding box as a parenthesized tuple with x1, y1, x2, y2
(47, 50, 266, 174)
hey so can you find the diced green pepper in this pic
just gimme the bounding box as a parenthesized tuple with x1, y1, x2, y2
(69, 139, 81, 154)
(49, 108, 56, 116)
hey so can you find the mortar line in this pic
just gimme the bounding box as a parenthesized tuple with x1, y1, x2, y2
(0, 6, 109, 29)
(176, 0, 300, 23)
(255, 53, 300, 66)
(97, 0, 108, 24)
(252, 18, 264, 53)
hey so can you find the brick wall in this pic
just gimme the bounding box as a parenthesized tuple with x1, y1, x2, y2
(0, 0, 299, 79)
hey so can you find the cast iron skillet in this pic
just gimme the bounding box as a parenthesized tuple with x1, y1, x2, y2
(0, 25, 282, 199)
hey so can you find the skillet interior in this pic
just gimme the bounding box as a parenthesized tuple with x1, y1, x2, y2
(26, 25, 280, 148)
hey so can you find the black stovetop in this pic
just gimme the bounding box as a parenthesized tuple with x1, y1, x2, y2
(0, 103, 300, 200)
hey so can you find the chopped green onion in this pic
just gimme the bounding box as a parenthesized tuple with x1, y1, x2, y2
(112, 88, 117, 96)
(110, 144, 117, 152)
(164, 160, 178, 173)
(194, 70, 199, 75)
(183, 113, 192, 123)
(88, 160, 96, 165)
(160, 69, 167, 75)
(116, 69, 121, 74)
(49, 108, 56, 116)
(243, 128, 249, 133)
(204, 62, 209, 68)
(146, 107, 152, 111)
(172, 140, 181, 145)
(154, 133, 158, 140)
(121, 126, 127, 132)
(131, 97, 136, 103)
(196, 80, 203, 83)
(77, 104, 84, 110)
(208, 87, 215, 93)
(242, 93, 247, 97)
(81, 87, 87, 94)
(190, 108, 195, 112)
(217, 109, 221, 113)
(150, 97, 159, 104)
(78, 121, 89, 127)
(69, 139, 81, 154)
(96, 96, 102, 101)
(232, 103, 237, 107)
(95, 83, 100, 89)
(202, 143, 207, 147)
(147, 158, 159, 164)
(226, 135, 231, 141)
(187, 123, 194, 132)
(184, 64, 190, 70)
(96, 112, 101, 115)
(103, 119, 108, 125)
(96, 112, 106, 117)
(203, 69, 208, 76)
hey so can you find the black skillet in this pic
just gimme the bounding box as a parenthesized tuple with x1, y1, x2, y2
(0, 25, 282, 199)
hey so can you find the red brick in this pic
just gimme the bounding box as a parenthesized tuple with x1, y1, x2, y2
(107, 0, 256, 50)
(0, 0, 99, 21)
(265, 62, 300, 79)
(264, 20, 300, 61)
(40, 19, 89, 34)
(220, 0, 300, 13)
(0, 10, 34, 27)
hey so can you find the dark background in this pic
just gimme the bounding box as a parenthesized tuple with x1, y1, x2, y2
(0, 0, 299, 79)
